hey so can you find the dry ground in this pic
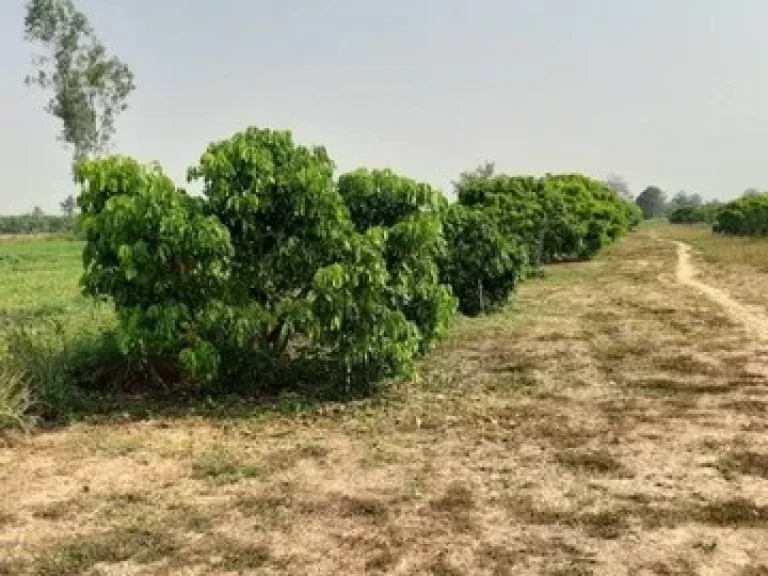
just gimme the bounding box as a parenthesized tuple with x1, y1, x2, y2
(2, 224, 768, 575)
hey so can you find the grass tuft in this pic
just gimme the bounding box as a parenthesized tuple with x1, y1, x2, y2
(191, 447, 263, 484)
(34, 526, 176, 576)
(0, 367, 32, 430)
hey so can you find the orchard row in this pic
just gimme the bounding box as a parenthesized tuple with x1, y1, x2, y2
(77, 127, 641, 391)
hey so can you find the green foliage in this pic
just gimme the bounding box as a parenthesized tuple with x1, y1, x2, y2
(440, 204, 526, 316)
(76, 156, 234, 380)
(71, 128, 441, 392)
(338, 168, 446, 230)
(456, 174, 545, 266)
(308, 229, 420, 383)
(188, 127, 394, 383)
(540, 174, 639, 260)
(455, 172, 639, 267)
(188, 128, 348, 358)
(24, 0, 135, 163)
(337, 168, 456, 352)
(714, 193, 768, 237)
(669, 203, 721, 224)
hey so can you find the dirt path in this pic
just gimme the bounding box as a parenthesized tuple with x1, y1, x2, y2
(675, 240, 768, 341)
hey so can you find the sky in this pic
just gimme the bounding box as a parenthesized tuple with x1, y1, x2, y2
(1, 0, 767, 213)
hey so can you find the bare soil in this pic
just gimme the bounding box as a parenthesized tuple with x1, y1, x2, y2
(2, 224, 768, 575)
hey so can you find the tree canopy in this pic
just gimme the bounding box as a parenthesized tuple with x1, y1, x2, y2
(635, 186, 667, 219)
(24, 0, 135, 165)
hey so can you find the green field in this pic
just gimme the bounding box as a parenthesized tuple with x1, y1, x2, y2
(0, 239, 112, 349)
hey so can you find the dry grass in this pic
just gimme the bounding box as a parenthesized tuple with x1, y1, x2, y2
(663, 223, 768, 316)
(717, 451, 768, 480)
(2, 223, 768, 574)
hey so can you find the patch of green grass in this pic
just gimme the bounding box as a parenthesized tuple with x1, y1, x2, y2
(190, 448, 263, 485)
(34, 526, 177, 576)
(0, 238, 117, 425)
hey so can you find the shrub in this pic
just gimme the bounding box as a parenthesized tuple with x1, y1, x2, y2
(76, 156, 234, 382)
(440, 204, 527, 316)
(669, 204, 721, 224)
(188, 128, 352, 362)
(455, 174, 545, 268)
(73, 129, 439, 393)
(714, 194, 768, 237)
(455, 172, 639, 268)
(337, 168, 456, 351)
(308, 228, 420, 384)
(62, 128, 641, 403)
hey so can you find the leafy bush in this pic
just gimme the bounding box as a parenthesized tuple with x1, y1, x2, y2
(455, 174, 545, 267)
(669, 204, 721, 224)
(72, 129, 451, 395)
(714, 194, 768, 237)
(49, 127, 642, 408)
(440, 204, 526, 316)
(76, 156, 234, 382)
(337, 168, 445, 230)
(455, 172, 639, 268)
(337, 168, 456, 351)
(188, 129, 429, 386)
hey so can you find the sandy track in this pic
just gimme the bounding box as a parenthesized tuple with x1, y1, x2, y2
(675, 240, 768, 341)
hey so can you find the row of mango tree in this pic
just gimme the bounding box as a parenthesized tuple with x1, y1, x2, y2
(77, 127, 641, 394)
(713, 193, 768, 237)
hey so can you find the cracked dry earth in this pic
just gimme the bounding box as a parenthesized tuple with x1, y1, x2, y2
(2, 224, 768, 575)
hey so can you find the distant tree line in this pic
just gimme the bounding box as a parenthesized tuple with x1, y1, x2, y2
(0, 197, 77, 235)
(604, 176, 725, 223)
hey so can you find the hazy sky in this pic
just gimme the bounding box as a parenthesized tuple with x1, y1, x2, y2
(1, 0, 766, 213)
